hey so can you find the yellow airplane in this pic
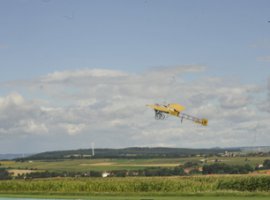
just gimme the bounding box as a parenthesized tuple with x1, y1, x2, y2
(147, 103, 208, 126)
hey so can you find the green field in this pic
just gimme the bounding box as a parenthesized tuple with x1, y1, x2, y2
(1, 195, 270, 200)
(1, 157, 270, 199)
(1, 158, 182, 172)
(1, 176, 270, 194)
(1, 156, 269, 172)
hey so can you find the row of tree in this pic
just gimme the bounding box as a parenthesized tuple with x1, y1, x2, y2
(14, 163, 254, 179)
(202, 163, 254, 174)
(16, 167, 187, 179)
(262, 159, 270, 169)
(0, 168, 11, 180)
(0, 161, 262, 180)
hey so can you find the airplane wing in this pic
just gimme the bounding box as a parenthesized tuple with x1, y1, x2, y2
(168, 103, 185, 112)
(146, 104, 170, 113)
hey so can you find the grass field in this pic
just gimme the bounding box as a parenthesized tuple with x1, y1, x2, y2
(1, 194, 270, 200)
(1, 156, 270, 172)
(1, 158, 181, 172)
(1, 195, 270, 200)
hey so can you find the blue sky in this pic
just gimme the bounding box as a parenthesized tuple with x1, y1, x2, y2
(1, 0, 269, 82)
(0, 0, 270, 153)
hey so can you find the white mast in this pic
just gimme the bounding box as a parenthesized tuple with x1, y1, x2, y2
(91, 142, 95, 156)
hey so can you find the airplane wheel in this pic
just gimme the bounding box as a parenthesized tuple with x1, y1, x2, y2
(161, 113, 165, 120)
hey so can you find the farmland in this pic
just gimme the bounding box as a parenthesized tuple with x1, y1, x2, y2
(1, 156, 270, 172)
(2, 158, 182, 172)
(0, 195, 270, 200)
(1, 176, 270, 196)
(1, 155, 270, 198)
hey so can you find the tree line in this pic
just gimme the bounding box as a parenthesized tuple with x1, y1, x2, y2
(202, 163, 254, 174)
(0, 168, 11, 180)
(0, 162, 257, 180)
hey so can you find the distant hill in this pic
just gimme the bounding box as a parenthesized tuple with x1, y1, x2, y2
(0, 154, 32, 160)
(15, 147, 241, 161)
(241, 146, 270, 153)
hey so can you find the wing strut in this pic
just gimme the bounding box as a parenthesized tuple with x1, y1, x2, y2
(178, 113, 208, 126)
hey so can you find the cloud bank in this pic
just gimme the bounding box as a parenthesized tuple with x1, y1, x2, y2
(0, 66, 269, 153)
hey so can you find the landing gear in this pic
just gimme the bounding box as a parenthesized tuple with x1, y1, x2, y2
(155, 110, 166, 120)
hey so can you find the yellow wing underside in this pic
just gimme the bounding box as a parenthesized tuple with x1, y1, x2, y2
(147, 103, 185, 116)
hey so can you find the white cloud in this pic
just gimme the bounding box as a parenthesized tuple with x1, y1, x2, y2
(41, 68, 128, 83)
(0, 93, 48, 136)
(60, 123, 86, 135)
(0, 92, 24, 109)
(0, 66, 269, 152)
(257, 78, 270, 113)
(19, 119, 48, 134)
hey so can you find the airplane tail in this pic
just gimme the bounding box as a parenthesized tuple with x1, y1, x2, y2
(201, 119, 208, 126)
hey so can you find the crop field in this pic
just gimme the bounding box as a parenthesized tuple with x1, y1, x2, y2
(1, 158, 182, 172)
(1, 195, 270, 200)
(1, 156, 270, 172)
(1, 156, 270, 198)
(1, 176, 270, 197)
(0, 175, 270, 193)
